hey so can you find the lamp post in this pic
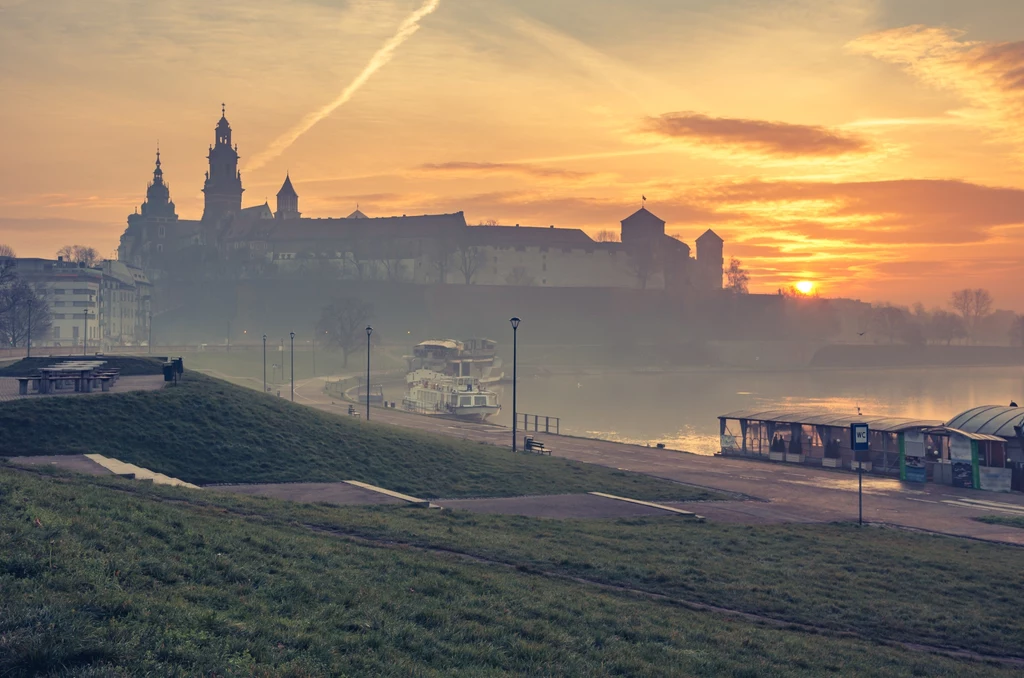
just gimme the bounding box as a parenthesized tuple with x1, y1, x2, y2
(26, 296, 32, 358)
(365, 326, 373, 420)
(290, 332, 295, 402)
(262, 334, 267, 393)
(148, 311, 152, 354)
(510, 317, 520, 452)
(83, 306, 89, 357)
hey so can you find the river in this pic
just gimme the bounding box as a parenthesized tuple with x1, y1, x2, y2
(477, 367, 1024, 455)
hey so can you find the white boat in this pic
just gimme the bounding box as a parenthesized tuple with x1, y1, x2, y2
(403, 368, 501, 421)
(403, 338, 504, 385)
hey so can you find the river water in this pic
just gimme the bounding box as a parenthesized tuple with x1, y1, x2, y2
(482, 367, 1024, 455)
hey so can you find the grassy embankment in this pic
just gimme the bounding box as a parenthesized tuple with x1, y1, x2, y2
(0, 370, 716, 501)
(3, 467, 1021, 677)
(976, 515, 1024, 529)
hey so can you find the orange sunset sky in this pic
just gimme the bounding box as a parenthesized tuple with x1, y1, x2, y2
(1, 0, 1023, 309)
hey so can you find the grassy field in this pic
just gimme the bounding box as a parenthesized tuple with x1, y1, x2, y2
(2, 467, 1017, 677)
(0, 372, 717, 501)
(976, 515, 1024, 529)
(0, 356, 166, 377)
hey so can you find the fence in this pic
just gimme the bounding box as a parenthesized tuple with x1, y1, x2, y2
(518, 413, 560, 435)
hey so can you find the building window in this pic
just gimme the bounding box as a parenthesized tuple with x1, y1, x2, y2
(73, 289, 90, 295)
(157, 244, 163, 253)
(53, 326, 60, 339)
(158, 226, 166, 238)
(54, 301, 65, 307)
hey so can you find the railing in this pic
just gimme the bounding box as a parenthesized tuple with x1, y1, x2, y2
(518, 412, 560, 435)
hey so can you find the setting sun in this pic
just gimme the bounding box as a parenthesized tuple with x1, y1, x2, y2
(795, 281, 816, 295)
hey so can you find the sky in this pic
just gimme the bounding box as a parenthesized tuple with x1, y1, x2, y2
(1, 0, 1023, 308)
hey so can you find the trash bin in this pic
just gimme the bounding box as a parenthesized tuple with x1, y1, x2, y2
(162, 363, 174, 382)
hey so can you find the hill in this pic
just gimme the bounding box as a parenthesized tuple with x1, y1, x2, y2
(2, 467, 1017, 677)
(0, 371, 716, 501)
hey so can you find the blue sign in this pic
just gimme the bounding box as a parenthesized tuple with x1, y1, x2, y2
(850, 423, 869, 452)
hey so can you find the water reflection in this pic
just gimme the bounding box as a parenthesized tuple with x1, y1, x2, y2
(492, 367, 1024, 455)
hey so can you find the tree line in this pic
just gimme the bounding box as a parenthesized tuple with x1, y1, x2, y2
(0, 245, 52, 349)
(868, 289, 1024, 347)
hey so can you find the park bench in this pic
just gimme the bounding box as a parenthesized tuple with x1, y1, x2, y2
(524, 436, 551, 455)
(16, 376, 40, 395)
(347, 404, 360, 417)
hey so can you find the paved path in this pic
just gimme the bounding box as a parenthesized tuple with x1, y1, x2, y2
(293, 376, 1024, 545)
(211, 482, 407, 506)
(0, 375, 165, 402)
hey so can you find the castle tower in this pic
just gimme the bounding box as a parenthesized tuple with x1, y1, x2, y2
(619, 206, 665, 244)
(140, 146, 176, 218)
(202, 103, 244, 222)
(696, 229, 724, 291)
(275, 174, 300, 220)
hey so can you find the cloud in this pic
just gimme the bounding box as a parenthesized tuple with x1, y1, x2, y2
(642, 112, 871, 157)
(847, 25, 1024, 138)
(708, 178, 1024, 245)
(416, 161, 592, 179)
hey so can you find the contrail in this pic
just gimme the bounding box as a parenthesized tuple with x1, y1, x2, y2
(246, 0, 441, 172)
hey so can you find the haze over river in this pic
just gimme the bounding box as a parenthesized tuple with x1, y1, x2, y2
(481, 367, 1024, 455)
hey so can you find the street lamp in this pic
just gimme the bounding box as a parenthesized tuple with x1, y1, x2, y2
(148, 311, 152, 354)
(262, 334, 267, 393)
(290, 332, 295, 402)
(365, 326, 373, 420)
(510, 317, 520, 452)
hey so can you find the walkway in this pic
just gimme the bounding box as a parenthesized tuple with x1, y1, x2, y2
(292, 375, 1024, 545)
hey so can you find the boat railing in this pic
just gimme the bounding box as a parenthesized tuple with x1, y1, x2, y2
(518, 413, 560, 435)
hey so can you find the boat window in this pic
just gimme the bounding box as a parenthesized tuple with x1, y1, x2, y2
(474, 396, 487, 406)
(460, 396, 472, 407)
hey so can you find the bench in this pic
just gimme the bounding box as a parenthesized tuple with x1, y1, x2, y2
(347, 404, 361, 418)
(17, 377, 38, 395)
(524, 436, 551, 455)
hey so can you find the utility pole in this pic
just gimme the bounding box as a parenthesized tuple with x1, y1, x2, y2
(262, 334, 267, 393)
(26, 294, 32, 358)
(290, 332, 295, 402)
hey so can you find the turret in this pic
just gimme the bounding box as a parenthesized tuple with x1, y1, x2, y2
(275, 174, 300, 219)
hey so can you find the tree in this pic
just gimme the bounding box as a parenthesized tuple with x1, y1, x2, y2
(455, 242, 487, 285)
(317, 298, 374, 367)
(595, 230, 620, 243)
(57, 244, 100, 266)
(929, 310, 968, 345)
(628, 243, 660, 290)
(1011, 314, 1024, 348)
(0, 281, 51, 348)
(950, 288, 993, 341)
(724, 257, 749, 294)
(0, 244, 15, 258)
(427, 235, 455, 284)
(870, 305, 908, 344)
(505, 267, 535, 286)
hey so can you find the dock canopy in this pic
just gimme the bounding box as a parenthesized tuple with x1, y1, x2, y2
(719, 408, 942, 433)
(945, 406, 1024, 439)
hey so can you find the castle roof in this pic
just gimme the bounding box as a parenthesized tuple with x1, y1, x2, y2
(697, 228, 723, 243)
(265, 212, 468, 243)
(464, 225, 595, 248)
(277, 174, 297, 198)
(621, 206, 665, 227)
(347, 208, 368, 219)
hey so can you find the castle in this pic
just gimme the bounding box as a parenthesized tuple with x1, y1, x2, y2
(118, 107, 724, 293)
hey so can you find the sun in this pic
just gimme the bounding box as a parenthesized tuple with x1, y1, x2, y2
(795, 280, 816, 295)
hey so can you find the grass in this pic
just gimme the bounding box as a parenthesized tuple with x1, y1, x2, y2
(975, 515, 1024, 529)
(2, 467, 1016, 677)
(0, 356, 166, 377)
(0, 372, 718, 501)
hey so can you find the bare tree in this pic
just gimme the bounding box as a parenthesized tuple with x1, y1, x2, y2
(0, 244, 15, 258)
(375, 240, 407, 282)
(317, 297, 374, 367)
(455, 231, 487, 284)
(950, 288, 993, 341)
(505, 267, 535, 286)
(57, 245, 100, 266)
(929, 310, 968, 345)
(427, 234, 455, 284)
(724, 257, 749, 294)
(1011, 314, 1024, 348)
(595, 230, 620, 243)
(628, 243, 660, 290)
(871, 305, 908, 344)
(477, 219, 499, 227)
(0, 281, 51, 348)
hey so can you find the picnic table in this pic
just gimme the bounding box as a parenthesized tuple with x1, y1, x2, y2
(35, 360, 107, 394)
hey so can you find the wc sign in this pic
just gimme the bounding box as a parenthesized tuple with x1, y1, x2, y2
(850, 422, 870, 452)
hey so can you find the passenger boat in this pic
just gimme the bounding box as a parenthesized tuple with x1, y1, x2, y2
(401, 339, 502, 420)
